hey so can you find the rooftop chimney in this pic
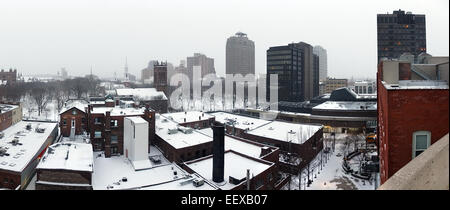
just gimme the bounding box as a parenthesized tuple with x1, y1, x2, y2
(212, 123, 225, 183)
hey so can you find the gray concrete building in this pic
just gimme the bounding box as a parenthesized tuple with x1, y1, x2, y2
(313, 45, 327, 82)
(226, 32, 255, 76)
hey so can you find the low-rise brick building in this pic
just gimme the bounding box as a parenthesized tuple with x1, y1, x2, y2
(86, 104, 155, 158)
(59, 99, 89, 137)
(0, 121, 58, 190)
(377, 58, 449, 184)
(35, 142, 93, 190)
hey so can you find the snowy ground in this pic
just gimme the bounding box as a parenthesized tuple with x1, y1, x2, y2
(282, 133, 379, 190)
(22, 97, 59, 122)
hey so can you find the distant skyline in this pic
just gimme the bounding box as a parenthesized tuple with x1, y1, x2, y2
(0, 0, 448, 80)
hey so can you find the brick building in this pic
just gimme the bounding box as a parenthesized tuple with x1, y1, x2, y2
(0, 69, 17, 85)
(161, 111, 215, 129)
(210, 112, 324, 172)
(154, 61, 168, 97)
(0, 121, 58, 190)
(35, 142, 93, 190)
(183, 150, 281, 190)
(154, 113, 279, 165)
(377, 59, 449, 184)
(59, 99, 89, 137)
(86, 104, 155, 158)
(115, 88, 168, 113)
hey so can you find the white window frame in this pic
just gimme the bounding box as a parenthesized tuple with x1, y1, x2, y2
(412, 131, 431, 159)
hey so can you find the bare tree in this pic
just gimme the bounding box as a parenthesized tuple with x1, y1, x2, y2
(30, 82, 52, 116)
(48, 81, 67, 113)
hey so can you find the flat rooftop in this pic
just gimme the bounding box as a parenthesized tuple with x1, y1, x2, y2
(247, 121, 322, 144)
(383, 80, 449, 90)
(0, 121, 58, 172)
(116, 88, 168, 100)
(185, 150, 273, 190)
(155, 115, 212, 149)
(162, 111, 214, 124)
(90, 106, 145, 116)
(0, 104, 18, 113)
(313, 101, 377, 111)
(92, 152, 216, 190)
(37, 142, 93, 172)
(209, 112, 271, 130)
(126, 116, 148, 124)
(197, 128, 272, 159)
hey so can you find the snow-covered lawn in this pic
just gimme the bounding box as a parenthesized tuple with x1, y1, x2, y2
(283, 133, 379, 190)
(22, 97, 59, 122)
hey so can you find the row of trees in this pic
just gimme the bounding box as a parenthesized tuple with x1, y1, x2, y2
(0, 77, 102, 116)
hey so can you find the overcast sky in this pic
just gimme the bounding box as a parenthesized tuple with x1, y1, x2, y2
(0, 0, 448, 80)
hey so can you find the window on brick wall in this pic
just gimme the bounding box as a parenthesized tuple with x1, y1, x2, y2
(111, 135, 118, 144)
(94, 131, 102, 138)
(412, 131, 431, 158)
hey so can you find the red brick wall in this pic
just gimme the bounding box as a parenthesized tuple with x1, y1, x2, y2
(0, 170, 21, 189)
(378, 82, 449, 183)
(0, 110, 12, 131)
(59, 108, 87, 137)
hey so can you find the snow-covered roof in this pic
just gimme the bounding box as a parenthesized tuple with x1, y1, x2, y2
(90, 106, 145, 116)
(313, 101, 377, 111)
(92, 153, 216, 190)
(155, 115, 212, 149)
(37, 142, 93, 172)
(162, 111, 214, 124)
(383, 80, 449, 90)
(185, 151, 273, 190)
(0, 104, 18, 113)
(196, 128, 271, 159)
(59, 99, 89, 114)
(116, 88, 168, 100)
(126, 116, 148, 124)
(209, 112, 271, 130)
(247, 121, 322, 144)
(0, 121, 58, 172)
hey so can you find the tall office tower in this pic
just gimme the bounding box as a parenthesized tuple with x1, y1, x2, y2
(313, 45, 327, 81)
(296, 42, 315, 101)
(226, 32, 255, 76)
(154, 61, 168, 96)
(266, 42, 316, 102)
(186, 53, 216, 83)
(377, 9, 426, 62)
(266, 44, 304, 102)
(141, 60, 158, 83)
(313, 54, 320, 97)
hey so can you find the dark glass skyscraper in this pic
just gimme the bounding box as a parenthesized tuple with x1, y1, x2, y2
(267, 44, 303, 102)
(377, 9, 426, 62)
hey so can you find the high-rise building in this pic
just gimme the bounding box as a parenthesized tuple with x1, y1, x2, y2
(266, 44, 304, 102)
(377, 10, 426, 62)
(297, 42, 316, 101)
(154, 61, 168, 96)
(313, 46, 327, 81)
(226, 32, 255, 76)
(266, 42, 317, 102)
(187, 53, 215, 83)
(313, 54, 320, 97)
